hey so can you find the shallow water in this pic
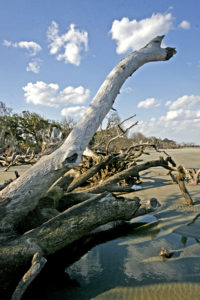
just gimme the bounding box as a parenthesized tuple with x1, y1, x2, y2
(39, 219, 200, 300)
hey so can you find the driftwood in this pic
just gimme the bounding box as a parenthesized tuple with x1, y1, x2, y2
(11, 252, 47, 300)
(0, 152, 37, 171)
(0, 193, 159, 294)
(183, 167, 200, 185)
(106, 114, 138, 154)
(75, 158, 172, 194)
(0, 35, 176, 298)
(176, 166, 194, 206)
(168, 165, 194, 206)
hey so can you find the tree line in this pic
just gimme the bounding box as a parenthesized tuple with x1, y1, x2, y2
(0, 101, 195, 159)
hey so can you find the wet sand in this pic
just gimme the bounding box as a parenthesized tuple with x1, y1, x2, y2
(0, 164, 31, 184)
(92, 283, 200, 300)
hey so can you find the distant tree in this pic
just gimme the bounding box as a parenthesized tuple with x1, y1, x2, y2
(131, 132, 147, 144)
(60, 116, 76, 137)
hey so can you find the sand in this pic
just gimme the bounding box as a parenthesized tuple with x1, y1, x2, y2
(126, 148, 200, 236)
(92, 283, 200, 300)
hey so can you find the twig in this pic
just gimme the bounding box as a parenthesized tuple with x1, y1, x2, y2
(11, 252, 47, 300)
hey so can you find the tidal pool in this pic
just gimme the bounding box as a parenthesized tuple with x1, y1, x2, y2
(31, 218, 200, 300)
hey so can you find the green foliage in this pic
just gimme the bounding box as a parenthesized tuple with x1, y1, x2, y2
(0, 102, 72, 154)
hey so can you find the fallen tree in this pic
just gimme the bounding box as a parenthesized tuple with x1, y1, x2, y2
(0, 35, 176, 298)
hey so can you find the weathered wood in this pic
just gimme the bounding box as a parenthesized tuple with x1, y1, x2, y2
(0, 36, 176, 297)
(106, 114, 138, 154)
(0, 192, 143, 290)
(183, 167, 200, 185)
(57, 192, 95, 211)
(11, 252, 47, 300)
(79, 159, 172, 194)
(67, 155, 116, 192)
(177, 166, 194, 206)
(0, 35, 176, 231)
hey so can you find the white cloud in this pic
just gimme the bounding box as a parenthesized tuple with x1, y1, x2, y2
(23, 81, 90, 107)
(58, 86, 90, 104)
(135, 94, 200, 144)
(110, 13, 173, 54)
(26, 59, 42, 73)
(23, 81, 59, 106)
(3, 40, 42, 56)
(121, 87, 133, 94)
(61, 106, 87, 117)
(137, 98, 160, 109)
(164, 109, 199, 121)
(179, 20, 191, 30)
(47, 21, 88, 65)
(166, 95, 200, 110)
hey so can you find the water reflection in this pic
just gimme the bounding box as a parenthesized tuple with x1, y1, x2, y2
(24, 221, 200, 300)
(67, 250, 103, 284)
(65, 223, 200, 299)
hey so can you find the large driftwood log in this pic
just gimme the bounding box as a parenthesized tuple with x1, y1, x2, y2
(0, 192, 160, 293)
(0, 35, 176, 232)
(0, 36, 176, 298)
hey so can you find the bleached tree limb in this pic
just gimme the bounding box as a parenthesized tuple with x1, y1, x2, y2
(106, 116, 139, 154)
(0, 35, 176, 231)
(11, 252, 47, 300)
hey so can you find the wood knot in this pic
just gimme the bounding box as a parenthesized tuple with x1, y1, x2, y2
(65, 153, 78, 163)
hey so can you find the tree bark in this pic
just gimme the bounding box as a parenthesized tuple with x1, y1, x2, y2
(0, 36, 176, 231)
(0, 193, 142, 289)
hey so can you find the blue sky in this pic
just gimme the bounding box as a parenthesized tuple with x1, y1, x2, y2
(1, 0, 200, 144)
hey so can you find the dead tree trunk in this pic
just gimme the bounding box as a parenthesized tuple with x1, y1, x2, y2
(0, 35, 176, 231)
(0, 35, 176, 297)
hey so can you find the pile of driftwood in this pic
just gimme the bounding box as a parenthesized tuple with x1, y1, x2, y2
(0, 35, 179, 300)
(0, 150, 38, 170)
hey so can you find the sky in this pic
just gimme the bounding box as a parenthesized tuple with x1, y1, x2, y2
(0, 0, 200, 145)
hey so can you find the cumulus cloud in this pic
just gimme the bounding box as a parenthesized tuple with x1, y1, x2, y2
(26, 59, 42, 73)
(164, 109, 197, 121)
(61, 106, 87, 117)
(179, 20, 191, 30)
(3, 40, 42, 56)
(58, 86, 90, 104)
(166, 95, 200, 110)
(110, 13, 173, 53)
(135, 94, 200, 144)
(47, 21, 88, 65)
(137, 98, 160, 109)
(23, 81, 90, 107)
